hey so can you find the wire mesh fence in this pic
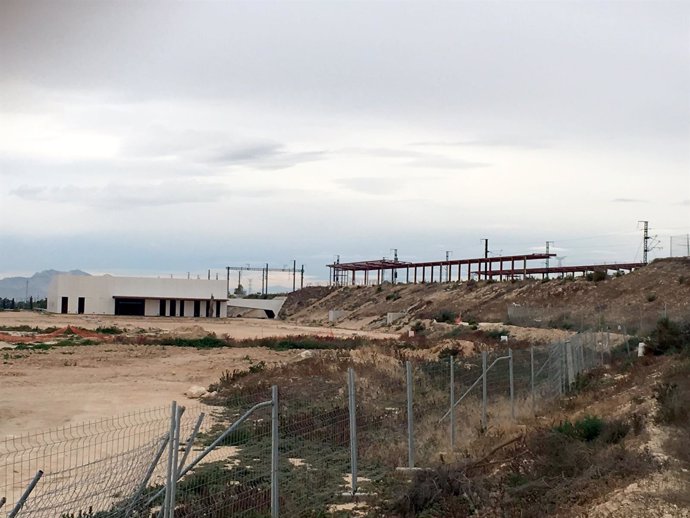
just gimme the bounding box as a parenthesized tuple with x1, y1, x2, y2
(1, 331, 609, 517)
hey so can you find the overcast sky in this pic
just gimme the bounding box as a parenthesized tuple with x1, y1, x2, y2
(1, 0, 688, 289)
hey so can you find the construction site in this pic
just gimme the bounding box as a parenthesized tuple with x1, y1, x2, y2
(1, 249, 689, 517)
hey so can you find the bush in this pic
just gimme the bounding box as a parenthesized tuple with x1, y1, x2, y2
(160, 335, 227, 348)
(586, 270, 607, 282)
(599, 419, 630, 444)
(648, 318, 690, 355)
(554, 415, 604, 442)
(653, 382, 687, 424)
(485, 328, 509, 340)
(411, 321, 425, 333)
(95, 326, 123, 335)
(646, 293, 657, 302)
(435, 309, 458, 323)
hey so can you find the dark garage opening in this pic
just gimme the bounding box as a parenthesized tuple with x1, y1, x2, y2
(115, 298, 145, 316)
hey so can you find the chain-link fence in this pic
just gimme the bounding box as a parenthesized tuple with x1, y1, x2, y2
(506, 304, 690, 336)
(1, 332, 609, 518)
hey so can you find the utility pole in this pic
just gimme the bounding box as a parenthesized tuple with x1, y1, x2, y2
(639, 220, 650, 264)
(481, 238, 489, 280)
(226, 266, 230, 297)
(545, 241, 554, 279)
(300, 265, 305, 289)
(292, 260, 296, 292)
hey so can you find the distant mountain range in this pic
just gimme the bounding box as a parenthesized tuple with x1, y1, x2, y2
(0, 270, 90, 300)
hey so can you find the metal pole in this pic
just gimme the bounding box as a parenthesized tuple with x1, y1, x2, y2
(560, 343, 565, 395)
(348, 368, 358, 495)
(145, 400, 273, 511)
(163, 401, 177, 518)
(482, 351, 488, 430)
(271, 385, 279, 518)
(169, 405, 181, 518)
(449, 355, 456, 449)
(530, 346, 535, 415)
(127, 433, 170, 514)
(178, 413, 205, 472)
(406, 361, 415, 468)
(293, 260, 296, 292)
(509, 348, 515, 420)
(8, 470, 43, 518)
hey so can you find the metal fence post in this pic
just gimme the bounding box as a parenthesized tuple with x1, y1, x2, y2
(481, 351, 487, 431)
(530, 346, 535, 415)
(347, 368, 358, 496)
(406, 361, 415, 468)
(558, 343, 565, 396)
(8, 470, 43, 518)
(449, 355, 456, 449)
(271, 385, 279, 518)
(509, 349, 515, 419)
(170, 405, 181, 517)
(163, 401, 177, 518)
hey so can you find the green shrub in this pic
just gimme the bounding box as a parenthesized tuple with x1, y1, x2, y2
(648, 318, 690, 355)
(554, 415, 604, 442)
(646, 293, 657, 302)
(160, 335, 227, 348)
(434, 309, 457, 323)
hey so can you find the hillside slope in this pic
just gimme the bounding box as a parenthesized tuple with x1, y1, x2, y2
(284, 258, 690, 333)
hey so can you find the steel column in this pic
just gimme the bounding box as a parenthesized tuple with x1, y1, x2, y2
(406, 361, 415, 468)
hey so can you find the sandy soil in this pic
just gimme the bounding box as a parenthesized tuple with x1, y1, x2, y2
(0, 343, 300, 438)
(0, 311, 397, 438)
(0, 311, 398, 340)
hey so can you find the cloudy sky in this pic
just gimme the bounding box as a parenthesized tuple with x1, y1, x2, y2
(1, 0, 688, 288)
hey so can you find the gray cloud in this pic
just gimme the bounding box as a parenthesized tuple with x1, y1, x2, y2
(1, 0, 688, 278)
(202, 144, 325, 170)
(335, 177, 406, 195)
(11, 181, 230, 208)
(612, 198, 648, 203)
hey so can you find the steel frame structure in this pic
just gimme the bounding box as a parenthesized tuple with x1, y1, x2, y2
(327, 255, 644, 286)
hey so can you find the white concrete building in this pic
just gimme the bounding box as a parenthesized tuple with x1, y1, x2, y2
(47, 274, 228, 317)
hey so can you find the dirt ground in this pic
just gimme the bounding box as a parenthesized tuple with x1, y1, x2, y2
(0, 311, 398, 340)
(0, 312, 397, 438)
